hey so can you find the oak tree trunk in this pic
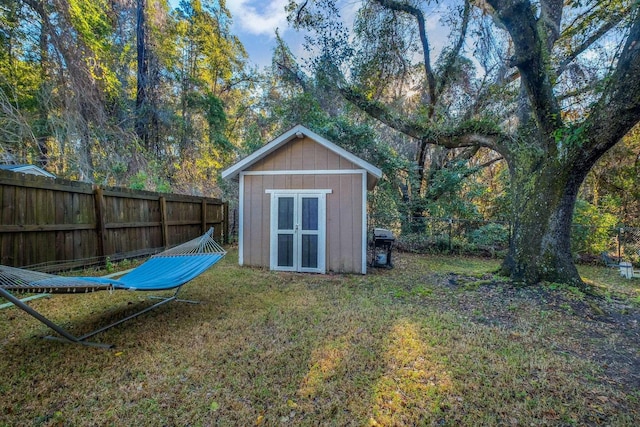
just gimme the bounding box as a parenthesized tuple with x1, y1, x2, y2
(501, 158, 587, 286)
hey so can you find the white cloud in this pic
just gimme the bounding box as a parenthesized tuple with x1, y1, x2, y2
(227, 0, 289, 38)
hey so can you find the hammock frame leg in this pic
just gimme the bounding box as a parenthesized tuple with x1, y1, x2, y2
(1, 286, 195, 349)
(0, 293, 50, 310)
(58, 287, 194, 342)
(0, 287, 112, 349)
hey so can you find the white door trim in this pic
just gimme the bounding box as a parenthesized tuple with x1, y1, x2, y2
(267, 190, 331, 273)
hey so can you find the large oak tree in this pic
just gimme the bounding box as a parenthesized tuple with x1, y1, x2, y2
(288, 0, 640, 286)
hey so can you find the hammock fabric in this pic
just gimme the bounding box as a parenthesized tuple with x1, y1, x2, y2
(0, 228, 226, 348)
(0, 228, 226, 293)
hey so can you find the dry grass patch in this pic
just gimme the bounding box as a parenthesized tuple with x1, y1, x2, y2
(1, 250, 639, 426)
(369, 319, 453, 426)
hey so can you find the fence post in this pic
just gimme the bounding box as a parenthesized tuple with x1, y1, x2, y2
(618, 227, 622, 260)
(159, 196, 168, 248)
(223, 202, 229, 244)
(93, 186, 107, 262)
(201, 199, 207, 234)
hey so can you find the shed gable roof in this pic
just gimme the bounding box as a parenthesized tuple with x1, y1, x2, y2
(0, 164, 56, 178)
(221, 125, 382, 189)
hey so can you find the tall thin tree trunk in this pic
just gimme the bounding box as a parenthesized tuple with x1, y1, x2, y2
(36, 27, 50, 169)
(135, 0, 149, 148)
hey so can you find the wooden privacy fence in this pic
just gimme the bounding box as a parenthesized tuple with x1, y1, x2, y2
(0, 169, 228, 271)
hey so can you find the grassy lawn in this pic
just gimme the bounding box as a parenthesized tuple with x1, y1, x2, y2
(1, 249, 639, 426)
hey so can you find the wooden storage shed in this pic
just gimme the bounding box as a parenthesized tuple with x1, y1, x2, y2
(222, 125, 382, 274)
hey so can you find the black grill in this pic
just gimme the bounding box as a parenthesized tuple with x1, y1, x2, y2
(371, 228, 395, 269)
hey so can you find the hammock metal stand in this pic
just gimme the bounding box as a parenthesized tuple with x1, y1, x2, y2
(0, 229, 226, 349)
(0, 293, 50, 310)
(0, 286, 119, 348)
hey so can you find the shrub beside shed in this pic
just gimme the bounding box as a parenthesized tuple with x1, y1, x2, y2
(222, 125, 382, 274)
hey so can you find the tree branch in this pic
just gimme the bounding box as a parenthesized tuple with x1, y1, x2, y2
(340, 84, 508, 157)
(437, 0, 472, 97)
(275, 60, 309, 92)
(339, 86, 429, 139)
(583, 9, 640, 165)
(539, 0, 563, 49)
(557, 7, 630, 76)
(439, 132, 502, 151)
(476, 155, 504, 170)
(374, 0, 437, 108)
(486, 0, 562, 140)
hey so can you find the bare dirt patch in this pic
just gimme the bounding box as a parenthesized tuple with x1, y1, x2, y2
(440, 272, 640, 394)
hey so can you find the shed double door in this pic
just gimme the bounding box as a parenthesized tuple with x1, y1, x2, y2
(270, 192, 326, 273)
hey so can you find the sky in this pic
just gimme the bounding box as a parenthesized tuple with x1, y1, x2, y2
(226, 0, 295, 68)
(166, 0, 300, 68)
(225, 0, 363, 69)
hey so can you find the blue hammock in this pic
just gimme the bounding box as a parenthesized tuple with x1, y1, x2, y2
(66, 254, 226, 291)
(0, 229, 226, 348)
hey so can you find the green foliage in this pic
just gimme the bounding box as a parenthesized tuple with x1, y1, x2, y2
(239, 123, 268, 155)
(553, 124, 587, 157)
(396, 226, 509, 258)
(351, 0, 416, 98)
(396, 233, 454, 254)
(286, 0, 353, 69)
(67, 0, 120, 96)
(469, 223, 509, 248)
(156, 179, 171, 193)
(129, 171, 148, 191)
(104, 257, 114, 273)
(571, 199, 619, 255)
(581, 127, 640, 227)
(128, 170, 171, 192)
(421, 161, 483, 220)
(370, 181, 403, 231)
